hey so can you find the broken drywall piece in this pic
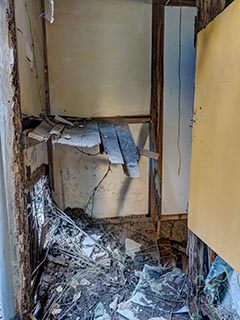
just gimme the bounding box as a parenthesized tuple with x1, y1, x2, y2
(80, 278, 90, 286)
(56, 122, 101, 148)
(28, 120, 52, 142)
(109, 295, 119, 311)
(125, 238, 141, 259)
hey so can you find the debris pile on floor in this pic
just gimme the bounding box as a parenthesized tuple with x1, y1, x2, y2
(201, 256, 240, 320)
(32, 199, 190, 320)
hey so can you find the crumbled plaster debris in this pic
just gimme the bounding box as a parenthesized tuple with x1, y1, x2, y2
(125, 238, 141, 259)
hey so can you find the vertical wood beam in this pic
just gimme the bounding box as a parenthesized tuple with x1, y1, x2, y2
(41, 0, 54, 190)
(150, 3, 164, 234)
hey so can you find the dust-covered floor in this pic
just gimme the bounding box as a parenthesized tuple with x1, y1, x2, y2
(31, 198, 190, 320)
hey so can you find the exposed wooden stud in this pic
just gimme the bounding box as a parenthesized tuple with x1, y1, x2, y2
(138, 148, 159, 160)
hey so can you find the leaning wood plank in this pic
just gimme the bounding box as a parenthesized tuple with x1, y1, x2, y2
(125, 164, 140, 178)
(115, 124, 140, 178)
(99, 123, 124, 164)
(28, 120, 52, 142)
(137, 148, 159, 160)
(56, 122, 101, 148)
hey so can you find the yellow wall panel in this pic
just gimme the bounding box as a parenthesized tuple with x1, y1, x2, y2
(46, 0, 151, 117)
(15, 0, 45, 115)
(188, 1, 240, 272)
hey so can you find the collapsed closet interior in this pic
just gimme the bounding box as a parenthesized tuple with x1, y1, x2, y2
(16, 0, 196, 318)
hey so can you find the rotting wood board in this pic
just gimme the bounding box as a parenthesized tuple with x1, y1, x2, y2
(99, 123, 124, 164)
(57, 122, 101, 148)
(115, 124, 140, 178)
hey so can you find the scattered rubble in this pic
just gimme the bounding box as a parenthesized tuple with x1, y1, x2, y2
(117, 265, 189, 319)
(30, 189, 190, 320)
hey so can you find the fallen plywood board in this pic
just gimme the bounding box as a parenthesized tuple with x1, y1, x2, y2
(115, 124, 140, 178)
(28, 120, 52, 142)
(57, 122, 101, 148)
(162, 6, 196, 215)
(99, 123, 124, 164)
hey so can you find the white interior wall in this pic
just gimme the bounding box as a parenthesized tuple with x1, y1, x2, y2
(162, 6, 196, 214)
(53, 124, 149, 218)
